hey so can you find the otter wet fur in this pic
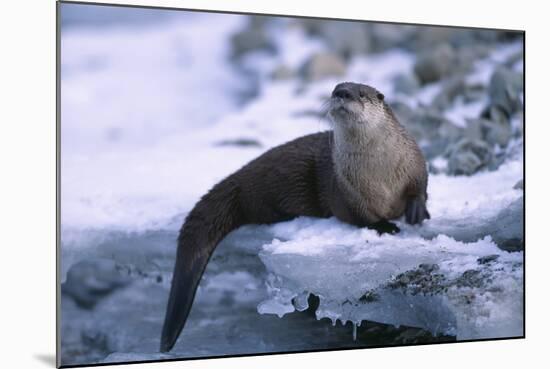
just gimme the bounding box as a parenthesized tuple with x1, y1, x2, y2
(160, 82, 430, 352)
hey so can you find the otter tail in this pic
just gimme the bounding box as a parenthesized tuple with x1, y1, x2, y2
(160, 180, 242, 352)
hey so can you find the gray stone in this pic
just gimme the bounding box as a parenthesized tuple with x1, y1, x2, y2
(300, 52, 347, 82)
(467, 117, 512, 148)
(482, 119, 512, 148)
(471, 29, 502, 43)
(405, 107, 448, 141)
(370, 24, 417, 51)
(299, 20, 370, 59)
(437, 121, 464, 142)
(446, 139, 494, 175)
(513, 179, 524, 190)
(430, 78, 467, 111)
(463, 119, 484, 141)
(231, 18, 276, 58)
(477, 255, 500, 265)
(391, 103, 464, 159)
(455, 44, 491, 67)
(414, 44, 455, 84)
(431, 79, 485, 111)
(62, 258, 130, 309)
(412, 27, 455, 51)
(448, 151, 482, 176)
(389, 101, 415, 124)
(462, 85, 487, 104)
(504, 51, 523, 69)
(487, 67, 523, 116)
(492, 197, 524, 250)
(393, 73, 420, 95)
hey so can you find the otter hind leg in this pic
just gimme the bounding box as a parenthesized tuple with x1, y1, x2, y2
(405, 196, 430, 225)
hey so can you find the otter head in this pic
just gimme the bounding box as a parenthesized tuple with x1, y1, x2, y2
(327, 82, 387, 132)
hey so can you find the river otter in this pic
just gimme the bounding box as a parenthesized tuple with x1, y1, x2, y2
(160, 82, 430, 352)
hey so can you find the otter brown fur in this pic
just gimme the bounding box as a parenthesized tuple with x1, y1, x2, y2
(160, 82, 430, 352)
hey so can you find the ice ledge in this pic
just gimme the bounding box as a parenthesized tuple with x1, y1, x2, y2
(256, 211, 523, 341)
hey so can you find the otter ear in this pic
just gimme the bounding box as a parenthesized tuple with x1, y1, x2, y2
(376, 93, 385, 101)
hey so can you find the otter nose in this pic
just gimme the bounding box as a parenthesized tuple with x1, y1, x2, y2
(332, 86, 354, 100)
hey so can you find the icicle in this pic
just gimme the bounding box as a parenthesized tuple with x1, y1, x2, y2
(352, 322, 357, 341)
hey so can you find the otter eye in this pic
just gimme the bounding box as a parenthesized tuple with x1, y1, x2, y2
(359, 90, 366, 98)
(377, 93, 385, 100)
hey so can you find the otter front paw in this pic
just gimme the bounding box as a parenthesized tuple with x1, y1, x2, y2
(405, 196, 430, 225)
(371, 220, 400, 235)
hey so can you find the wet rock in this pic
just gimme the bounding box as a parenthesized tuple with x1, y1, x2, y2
(300, 52, 346, 82)
(513, 179, 524, 190)
(446, 139, 494, 175)
(81, 328, 111, 354)
(470, 29, 502, 43)
(430, 78, 467, 111)
(299, 20, 370, 59)
(359, 291, 380, 303)
(414, 44, 455, 84)
(431, 79, 485, 111)
(231, 17, 276, 58)
(370, 24, 417, 52)
(487, 67, 523, 116)
(498, 239, 524, 252)
(393, 73, 420, 95)
(392, 104, 463, 159)
(483, 119, 512, 148)
(60, 296, 116, 366)
(462, 84, 487, 104)
(62, 258, 130, 309)
(388, 263, 446, 295)
(448, 151, 482, 176)
(504, 51, 523, 69)
(401, 106, 447, 141)
(389, 101, 415, 124)
(455, 44, 491, 68)
(412, 28, 455, 51)
(437, 121, 464, 143)
(492, 197, 524, 250)
(477, 255, 500, 265)
(394, 328, 435, 345)
(482, 105, 509, 125)
(466, 117, 512, 148)
(455, 269, 485, 289)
